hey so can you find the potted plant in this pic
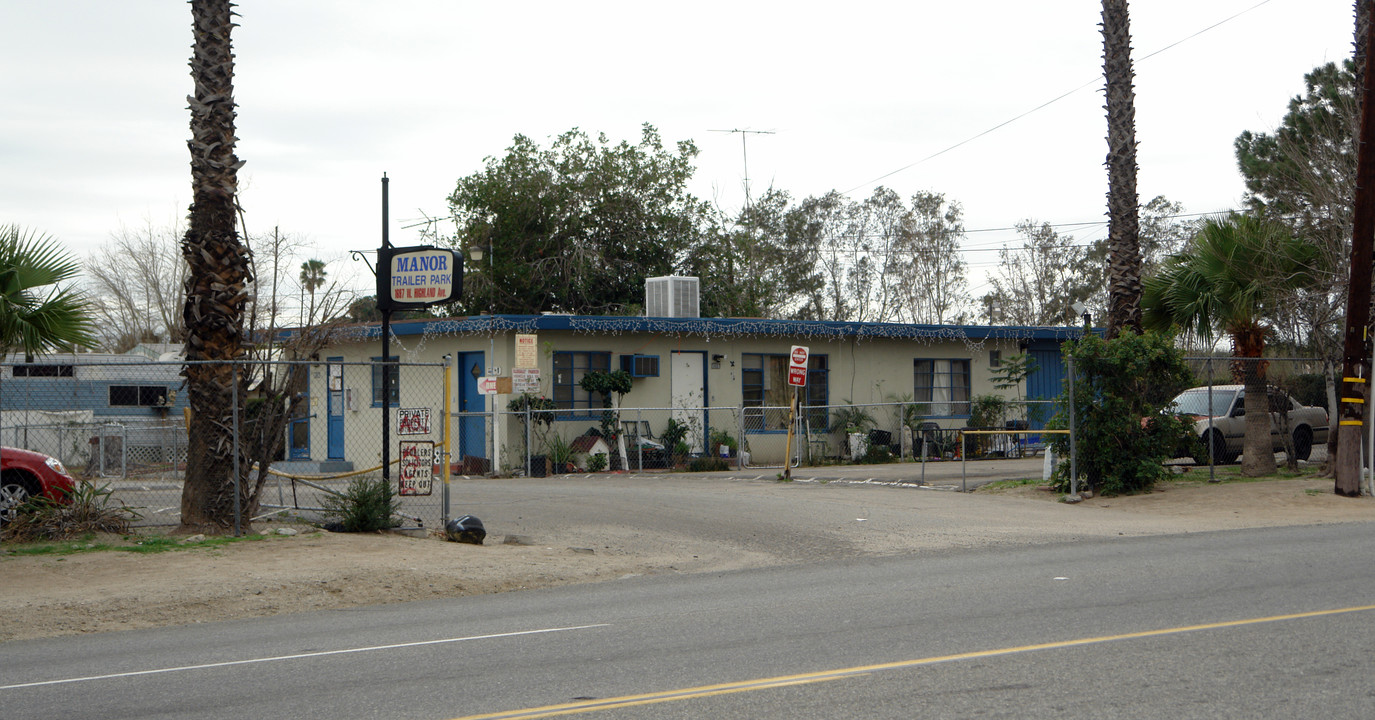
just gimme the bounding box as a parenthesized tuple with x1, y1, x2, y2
(660, 418, 690, 467)
(546, 432, 575, 474)
(708, 428, 738, 459)
(831, 401, 876, 460)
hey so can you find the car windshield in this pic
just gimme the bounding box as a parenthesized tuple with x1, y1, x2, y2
(1170, 388, 1237, 416)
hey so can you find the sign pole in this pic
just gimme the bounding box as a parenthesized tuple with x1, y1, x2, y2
(381, 174, 392, 492)
(784, 386, 797, 481)
(783, 345, 809, 480)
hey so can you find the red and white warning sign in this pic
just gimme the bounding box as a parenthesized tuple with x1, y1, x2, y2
(788, 345, 809, 387)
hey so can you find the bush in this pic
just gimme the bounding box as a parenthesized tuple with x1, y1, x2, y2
(858, 444, 893, 464)
(687, 457, 731, 472)
(1050, 331, 1195, 496)
(320, 477, 401, 532)
(1, 481, 139, 542)
(586, 453, 608, 472)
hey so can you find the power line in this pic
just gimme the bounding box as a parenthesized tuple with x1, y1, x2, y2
(841, 0, 1275, 195)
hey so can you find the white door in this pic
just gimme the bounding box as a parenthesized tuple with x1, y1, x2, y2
(671, 351, 706, 453)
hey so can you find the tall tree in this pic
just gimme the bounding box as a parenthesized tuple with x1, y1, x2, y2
(447, 125, 711, 315)
(180, 0, 254, 533)
(298, 258, 327, 320)
(1137, 195, 1201, 274)
(1143, 214, 1322, 477)
(983, 221, 1098, 326)
(1101, 0, 1144, 338)
(1235, 60, 1363, 471)
(896, 191, 970, 324)
(0, 225, 94, 357)
(687, 188, 822, 319)
(85, 221, 188, 352)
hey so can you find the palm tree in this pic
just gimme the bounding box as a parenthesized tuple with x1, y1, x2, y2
(0, 225, 94, 357)
(1143, 214, 1321, 476)
(180, 0, 253, 532)
(299, 259, 327, 321)
(1102, 0, 1144, 338)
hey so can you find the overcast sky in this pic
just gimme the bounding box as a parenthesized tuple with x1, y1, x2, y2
(0, 1, 1357, 300)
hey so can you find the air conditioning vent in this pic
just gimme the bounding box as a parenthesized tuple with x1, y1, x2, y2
(644, 276, 700, 318)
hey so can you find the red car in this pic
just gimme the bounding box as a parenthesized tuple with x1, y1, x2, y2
(0, 447, 76, 526)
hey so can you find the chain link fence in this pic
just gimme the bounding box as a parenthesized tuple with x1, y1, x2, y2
(492, 397, 1066, 475)
(1178, 356, 1341, 473)
(1, 359, 453, 532)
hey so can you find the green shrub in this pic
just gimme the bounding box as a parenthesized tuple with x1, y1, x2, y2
(687, 457, 731, 472)
(708, 428, 738, 456)
(586, 453, 608, 472)
(858, 444, 893, 464)
(660, 418, 689, 451)
(1, 481, 139, 542)
(1050, 331, 1195, 496)
(320, 477, 400, 532)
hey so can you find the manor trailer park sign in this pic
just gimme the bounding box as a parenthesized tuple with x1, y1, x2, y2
(376, 245, 461, 311)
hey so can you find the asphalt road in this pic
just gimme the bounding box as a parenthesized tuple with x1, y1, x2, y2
(3, 522, 1373, 719)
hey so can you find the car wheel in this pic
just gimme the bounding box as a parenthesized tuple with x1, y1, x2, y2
(1194, 429, 1229, 465)
(0, 471, 38, 526)
(1293, 426, 1313, 461)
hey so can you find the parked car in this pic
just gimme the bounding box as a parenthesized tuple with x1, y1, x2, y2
(0, 447, 76, 526)
(1168, 385, 1329, 464)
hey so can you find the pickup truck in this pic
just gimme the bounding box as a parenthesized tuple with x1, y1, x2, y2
(1168, 385, 1329, 464)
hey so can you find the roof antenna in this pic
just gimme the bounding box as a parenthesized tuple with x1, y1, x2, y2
(709, 128, 775, 209)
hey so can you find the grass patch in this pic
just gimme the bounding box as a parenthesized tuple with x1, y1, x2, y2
(1163, 463, 1319, 486)
(978, 477, 1045, 492)
(2, 529, 292, 558)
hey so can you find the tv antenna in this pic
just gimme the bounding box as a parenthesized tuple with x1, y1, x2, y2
(709, 128, 775, 208)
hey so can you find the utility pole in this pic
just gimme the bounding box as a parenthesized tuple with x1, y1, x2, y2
(1337, 14, 1375, 497)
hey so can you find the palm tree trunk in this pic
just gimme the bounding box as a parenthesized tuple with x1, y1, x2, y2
(1102, 0, 1143, 338)
(180, 0, 253, 532)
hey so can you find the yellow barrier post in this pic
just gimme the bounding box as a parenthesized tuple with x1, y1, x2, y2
(442, 355, 452, 525)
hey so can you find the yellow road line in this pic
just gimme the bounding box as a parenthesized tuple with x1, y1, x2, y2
(449, 603, 1375, 720)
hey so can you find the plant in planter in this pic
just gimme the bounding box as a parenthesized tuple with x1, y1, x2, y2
(966, 394, 1008, 457)
(659, 418, 690, 467)
(545, 432, 575, 474)
(831, 401, 876, 460)
(708, 427, 738, 459)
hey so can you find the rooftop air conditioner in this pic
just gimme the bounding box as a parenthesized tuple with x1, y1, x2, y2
(644, 276, 700, 318)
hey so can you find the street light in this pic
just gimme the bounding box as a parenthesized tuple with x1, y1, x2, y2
(468, 244, 493, 315)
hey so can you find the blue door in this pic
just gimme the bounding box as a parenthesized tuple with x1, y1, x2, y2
(327, 358, 345, 460)
(1025, 342, 1065, 430)
(456, 352, 486, 461)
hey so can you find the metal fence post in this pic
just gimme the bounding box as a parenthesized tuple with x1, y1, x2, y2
(1069, 355, 1078, 497)
(1207, 358, 1216, 483)
(737, 405, 745, 468)
(231, 363, 242, 537)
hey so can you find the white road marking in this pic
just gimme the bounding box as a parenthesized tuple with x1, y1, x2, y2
(0, 624, 609, 691)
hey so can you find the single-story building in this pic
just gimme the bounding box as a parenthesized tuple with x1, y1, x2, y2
(299, 311, 1082, 473)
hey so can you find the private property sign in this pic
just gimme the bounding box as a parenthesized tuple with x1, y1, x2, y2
(397, 408, 431, 435)
(376, 245, 461, 311)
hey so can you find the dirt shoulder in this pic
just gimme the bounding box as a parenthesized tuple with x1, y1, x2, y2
(2, 473, 1370, 644)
